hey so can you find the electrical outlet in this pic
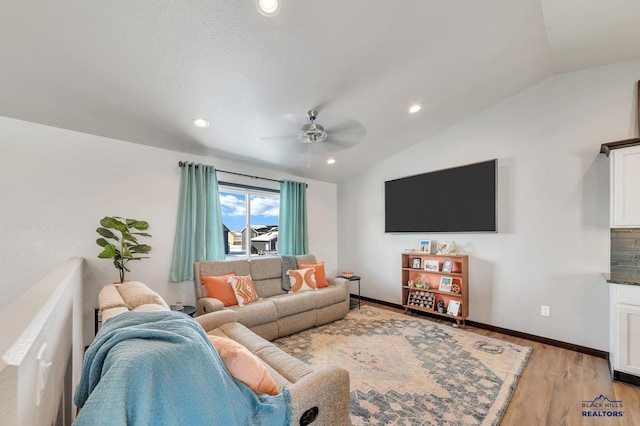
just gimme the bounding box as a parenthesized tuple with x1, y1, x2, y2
(541, 305, 550, 317)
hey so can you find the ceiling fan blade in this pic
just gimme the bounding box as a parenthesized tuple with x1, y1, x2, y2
(326, 120, 363, 134)
(325, 138, 359, 149)
(259, 134, 296, 142)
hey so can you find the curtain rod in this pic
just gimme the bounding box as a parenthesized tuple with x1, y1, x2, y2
(177, 161, 307, 187)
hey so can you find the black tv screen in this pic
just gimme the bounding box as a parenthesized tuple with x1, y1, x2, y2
(385, 159, 497, 233)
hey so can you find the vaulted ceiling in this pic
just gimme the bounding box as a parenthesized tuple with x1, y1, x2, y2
(2, 1, 640, 182)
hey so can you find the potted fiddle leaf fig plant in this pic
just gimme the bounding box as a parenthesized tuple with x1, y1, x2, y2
(96, 216, 152, 283)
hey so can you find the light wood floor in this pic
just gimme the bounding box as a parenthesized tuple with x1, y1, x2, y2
(361, 301, 640, 426)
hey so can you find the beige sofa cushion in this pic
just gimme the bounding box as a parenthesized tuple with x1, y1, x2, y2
(99, 284, 127, 312)
(249, 257, 285, 298)
(226, 299, 279, 328)
(102, 306, 129, 322)
(315, 285, 349, 308)
(195, 259, 251, 300)
(117, 281, 163, 309)
(270, 292, 317, 317)
(133, 303, 169, 313)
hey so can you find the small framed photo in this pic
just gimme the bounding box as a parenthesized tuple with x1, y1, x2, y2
(423, 259, 439, 272)
(419, 239, 437, 254)
(411, 258, 422, 269)
(438, 276, 453, 292)
(447, 300, 461, 316)
(442, 259, 454, 273)
(436, 242, 448, 255)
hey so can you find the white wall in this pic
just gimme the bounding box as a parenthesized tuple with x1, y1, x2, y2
(0, 119, 337, 344)
(338, 60, 640, 351)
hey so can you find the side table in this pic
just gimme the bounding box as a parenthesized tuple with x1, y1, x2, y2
(94, 308, 101, 336)
(341, 275, 361, 309)
(181, 305, 196, 317)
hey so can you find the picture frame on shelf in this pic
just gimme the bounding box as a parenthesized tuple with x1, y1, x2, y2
(423, 259, 439, 271)
(411, 258, 422, 269)
(447, 300, 461, 316)
(436, 242, 448, 255)
(419, 239, 437, 254)
(438, 276, 453, 292)
(442, 259, 454, 273)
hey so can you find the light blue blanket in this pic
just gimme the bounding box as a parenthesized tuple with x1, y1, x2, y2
(74, 311, 290, 425)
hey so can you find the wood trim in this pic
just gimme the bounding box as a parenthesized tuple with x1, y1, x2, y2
(358, 295, 609, 360)
(613, 370, 640, 387)
(600, 138, 640, 156)
(600, 80, 640, 156)
(464, 320, 609, 360)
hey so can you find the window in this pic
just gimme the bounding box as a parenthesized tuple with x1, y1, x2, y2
(219, 185, 280, 258)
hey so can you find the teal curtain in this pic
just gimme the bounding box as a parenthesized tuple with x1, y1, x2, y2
(278, 180, 308, 255)
(169, 163, 226, 282)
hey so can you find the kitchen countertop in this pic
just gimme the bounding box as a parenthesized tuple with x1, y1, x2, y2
(604, 273, 640, 286)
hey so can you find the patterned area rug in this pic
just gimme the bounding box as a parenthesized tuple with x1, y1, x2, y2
(274, 306, 531, 425)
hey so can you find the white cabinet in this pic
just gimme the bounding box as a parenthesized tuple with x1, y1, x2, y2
(611, 144, 640, 227)
(610, 284, 640, 376)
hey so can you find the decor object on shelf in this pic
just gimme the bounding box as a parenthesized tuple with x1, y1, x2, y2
(437, 300, 446, 313)
(423, 259, 439, 271)
(419, 239, 437, 254)
(447, 240, 459, 255)
(407, 290, 434, 309)
(412, 258, 422, 269)
(415, 278, 425, 288)
(436, 242, 447, 255)
(447, 300, 461, 316)
(442, 259, 454, 273)
(407, 280, 415, 287)
(439, 276, 453, 292)
(96, 216, 152, 283)
(451, 283, 460, 294)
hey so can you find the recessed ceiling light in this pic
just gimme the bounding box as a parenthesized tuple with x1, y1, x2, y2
(409, 104, 422, 114)
(257, 0, 279, 16)
(192, 118, 210, 128)
(327, 158, 336, 165)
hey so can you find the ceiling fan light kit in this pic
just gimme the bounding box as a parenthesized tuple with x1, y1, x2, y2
(297, 110, 328, 143)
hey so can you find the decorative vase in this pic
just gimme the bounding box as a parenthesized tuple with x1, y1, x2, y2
(448, 241, 458, 255)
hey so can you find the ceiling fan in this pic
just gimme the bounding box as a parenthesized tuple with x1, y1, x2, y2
(261, 109, 366, 154)
(298, 110, 328, 144)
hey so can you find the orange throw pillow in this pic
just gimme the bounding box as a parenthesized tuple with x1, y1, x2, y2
(207, 335, 279, 395)
(227, 275, 260, 306)
(298, 261, 329, 288)
(287, 267, 317, 293)
(201, 273, 238, 306)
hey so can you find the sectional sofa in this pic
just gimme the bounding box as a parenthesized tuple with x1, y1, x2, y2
(95, 278, 351, 425)
(193, 254, 350, 341)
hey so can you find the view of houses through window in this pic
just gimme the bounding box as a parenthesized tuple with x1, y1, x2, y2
(219, 186, 279, 258)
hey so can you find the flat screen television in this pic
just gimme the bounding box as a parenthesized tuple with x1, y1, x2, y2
(384, 159, 497, 233)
